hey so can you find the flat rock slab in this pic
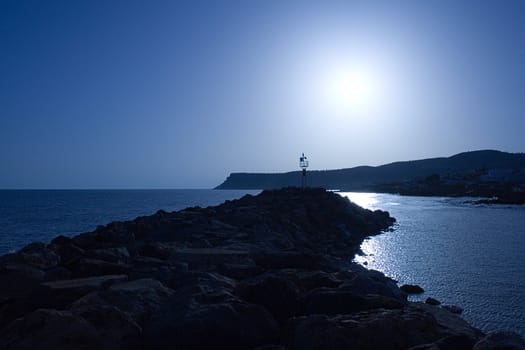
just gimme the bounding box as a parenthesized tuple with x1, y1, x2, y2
(41, 274, 129, 291)
(35, 275, 129, 309)
(172, 248, 249, 266)
(173, 248, 249, 256)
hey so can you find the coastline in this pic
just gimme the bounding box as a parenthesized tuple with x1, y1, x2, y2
(0, 187, 522, 349)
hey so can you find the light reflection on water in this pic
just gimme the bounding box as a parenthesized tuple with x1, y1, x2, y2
(341, 192, 380, 209)
(339, 192, 525, 337)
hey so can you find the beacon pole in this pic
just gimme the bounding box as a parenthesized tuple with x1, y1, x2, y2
(299, 153, 309, 188)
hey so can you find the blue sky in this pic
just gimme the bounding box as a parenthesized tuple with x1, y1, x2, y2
(1, 1, 525, 188)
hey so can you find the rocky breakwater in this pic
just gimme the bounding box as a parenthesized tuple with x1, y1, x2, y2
(0, 187, 521, 350)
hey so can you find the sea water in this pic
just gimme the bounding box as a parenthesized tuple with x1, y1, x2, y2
(344, 192, 525, 337)
(0, 189, 523, 336)
(0, 189, 259, 254)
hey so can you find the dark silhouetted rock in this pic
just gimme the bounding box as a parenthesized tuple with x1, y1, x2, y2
(251, 251, 343, 272)
(254, 346, 285, 350)
(425, 297, 441, 306)
(0, 297, 35, 331)
(71, 258, 130, 278)
(442, 304, 463, 314)
(34, 275, 128, 309)
(411, 303, 483, 342)
(3, 187, 499, 350)
(0, 263, 45, 298)
(50, 235, 72, 246)
(137, 242, 171, 260)
(284, 308, 440, 350)
(127, 257, 187, 284)
(52, 243, 85, 266)
(292, 270, 343, 291)
(336, 266, 406, 301)
(473, 331, 525, 350)
(408, 334, 478, 350)
(72, 278, 173, 326)
(401, 284, 425, 294)
(0, 242, 60, 270)
(235, 274, 300, 324)
(74, 305, 142, 350)
(44, 266, 72, 281)
(144, 282, 279, 350)
(165, 270, 236, 292)
(0, 308, 100, 350)
(216, 150, 525, 198)
(83, 247, 130, 264)
(300, 288, 405, 315)
(0, 307, 141, 350)
(218, 262, 262, 279)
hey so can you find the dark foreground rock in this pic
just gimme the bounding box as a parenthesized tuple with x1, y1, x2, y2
(0, 187, 521, 349)
(473, 331, 525, 350)
(400, 284, 425, 294)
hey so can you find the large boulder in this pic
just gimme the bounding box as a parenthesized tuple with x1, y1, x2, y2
(300, 288, 405, 315)
(72, 278, 173, 326)
(82, 247, 130, 264)
(70, 258, 130, 278)
(0, 308, 99, 350)
(400, 284, 425, 294)
(0, 242, 60, 270)
(51, 242, 85, 266)
(0, 307, 141, 350)
(235, 274, 300, 324)
(0, 263, 45, 298)
(473, 331, 525, 350)
(410, 303, 484, 342)
(147, 298, 278, 349)
(127, 257, 187, 284)
(73, 305, 142, 350)
(292, 270, 343, 291)
(284, 308, 441, 350)
(137, 242, 171, 260)
(71, 226, 136, 252)
(0, 295, 43, 331)
(144, 272, 279, 349)
(251, 251, 343, 272)
(336, 265, 406, 301)
(217, 262, 262, 279)
(33, 274, 128, 309)
(0, 252, 57, 327)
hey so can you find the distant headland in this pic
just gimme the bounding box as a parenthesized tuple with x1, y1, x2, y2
(216, 150, 525, 203)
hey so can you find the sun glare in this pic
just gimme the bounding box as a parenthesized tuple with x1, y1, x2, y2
(322, 67, 378, 112)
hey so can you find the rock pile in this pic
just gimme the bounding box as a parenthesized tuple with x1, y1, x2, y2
(0, 187, 520, 349)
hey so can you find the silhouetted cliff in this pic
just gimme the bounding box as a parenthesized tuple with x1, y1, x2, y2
(216, 150, 525, 196)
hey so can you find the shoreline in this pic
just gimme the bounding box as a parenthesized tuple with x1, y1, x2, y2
(0, 187, 522, 349)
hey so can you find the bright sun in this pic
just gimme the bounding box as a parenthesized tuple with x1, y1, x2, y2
(321, 66, 378, 113)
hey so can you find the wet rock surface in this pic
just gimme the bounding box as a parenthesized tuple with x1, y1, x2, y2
(0, 187, 521, 349)
(400, 284, 425, 294)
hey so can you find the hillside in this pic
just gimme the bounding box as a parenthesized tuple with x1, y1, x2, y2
(216, 150, 525, 193)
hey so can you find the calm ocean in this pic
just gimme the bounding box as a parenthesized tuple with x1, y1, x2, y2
(0, 189, 259, 254)
(0, 189, 523, 336)
(345, 192, 525, 337)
